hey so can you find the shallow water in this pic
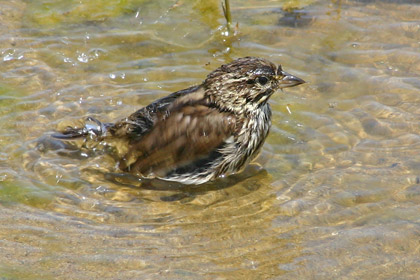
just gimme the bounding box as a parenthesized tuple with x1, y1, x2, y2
(1, 0, 420, 279)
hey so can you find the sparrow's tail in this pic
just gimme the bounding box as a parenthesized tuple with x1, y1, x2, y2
(52, 117, 111, 140)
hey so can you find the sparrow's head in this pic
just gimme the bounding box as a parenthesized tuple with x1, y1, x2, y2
(204, 57, 305, 113)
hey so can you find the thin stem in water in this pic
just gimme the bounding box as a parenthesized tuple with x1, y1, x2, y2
(222, 0, 232, 31)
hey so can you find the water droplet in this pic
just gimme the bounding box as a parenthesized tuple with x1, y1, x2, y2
(77, 52, 89, 63)
(3, 54, 13, 61)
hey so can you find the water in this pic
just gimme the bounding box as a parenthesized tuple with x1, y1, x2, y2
(1, 0, 420, 279)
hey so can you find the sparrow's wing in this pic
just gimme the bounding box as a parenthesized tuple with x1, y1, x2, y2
(109, 85, 204, 140)
(120, 103, 237, 178)
(53, 85, 203, 141)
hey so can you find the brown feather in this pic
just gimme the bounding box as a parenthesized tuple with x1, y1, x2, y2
(120, 100, 236, 178)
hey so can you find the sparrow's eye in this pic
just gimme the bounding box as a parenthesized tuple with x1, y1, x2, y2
(257, 76, 269, 85)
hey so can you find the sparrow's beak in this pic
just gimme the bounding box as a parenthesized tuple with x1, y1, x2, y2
(276, 71, 305, 89)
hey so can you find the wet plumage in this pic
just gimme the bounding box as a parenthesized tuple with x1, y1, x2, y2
(53, 57, 305, 184)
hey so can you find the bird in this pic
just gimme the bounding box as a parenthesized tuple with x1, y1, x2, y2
(53, 57, 305, 185)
